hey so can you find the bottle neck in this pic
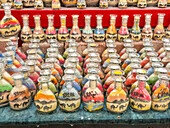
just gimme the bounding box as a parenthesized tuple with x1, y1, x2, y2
(110, 19, 116, 26)
(115, 82, 122, 91)
(48, 17, 54, 28)
(15, 79, 23, 88)
(73, 18, 78, 28)
(160, 79, 168, 87)
(134, 18, 140, 27)
(122, 19, 128, 26)
(23, 18, 29, 27)
(34, 18, 41, 28)
(166, 51, 170, 58)
(97, 19, 102, 28)
(158, 17, 164, 25)
(145, 18, 151, 26)
(23, 72, 29, 79)
(65, 80, 73, 89)
(85, 19, 91, 28)
(41, 82, 49, 91)
(4, 9, 11, 17)
(61, 18, 66, 27)
(138, 80, 146, 90)
(90, 80, 97, 89)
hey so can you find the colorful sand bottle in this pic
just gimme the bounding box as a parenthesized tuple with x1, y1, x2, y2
(130, 75, 151, 112)
(119, 38, 133, 57)
(23, 0, 34, 7)
(0, 3, 21, 38)
(58, 75, 81, 112)
(147, 62, 164, 87)
(58, 15, 69, 42)
(137, 0, 147, 7)
(82, 15, 93, 42)
(19, 66, 37, 97)
(146, 0, 158, 6)
(99, 0, 108, 9)
(158, 0, 167, 8)
(166, 24, 170, 38)
(106, 76, 129, 113)
(21, 15, 32, 43)
(154, 13, 166, 41)
(77, 0, 86, 9)
(118, 0, 127, 8)
(157, 38, 170, 57)
(34, 76, 57, 113)
(140, 46, 155, 63)
(63, 39, 76, 58)
(0, 63, 13, 107)
(14, 0, 23, 9)
(46, 14, 57, 41)
(127, 0, 137, 6)
(33, 15, 45, 41)
(131, 14, 141, 42)
(83, 74, 104, 112)
(161, 47, 170, 67)
(118, 15, 129, 42)
(52, 0, 60, 9)
(94, 15, 105, 42)
(82, 39, 96, 57)
(152, 74, 169, 111)
(25, 60, 40, 84)
(108, 0, 118, 6)
(34, 0, 44, 9)
(70, 15, 81, 42)
(106, 15, 117, 40)
(9, 72, 31, 110)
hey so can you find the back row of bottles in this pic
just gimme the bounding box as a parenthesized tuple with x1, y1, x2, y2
(0, 35, 169, 113)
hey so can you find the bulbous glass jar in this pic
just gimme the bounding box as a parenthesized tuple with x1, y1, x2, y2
(34, 76, 57, 113)
(58, 75, 81, 112)
(152, 74, 169, 111)
(106, 76, 129, 113)
(83, 74, 104, 112)
(9, 73, 31, 110)
(130, 75, 151, 112)
(0, 3, 21, 38)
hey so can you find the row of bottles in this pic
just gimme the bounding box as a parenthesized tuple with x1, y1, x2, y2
(0, 3, 169, 42)
(0, 0, 169, 10)
(0, 36, 169, 113)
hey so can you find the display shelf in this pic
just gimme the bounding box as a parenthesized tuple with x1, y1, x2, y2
(0, 102, 170, 125)
(0, 7, 169, 28)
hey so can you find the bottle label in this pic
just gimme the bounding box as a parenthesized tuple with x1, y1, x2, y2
(152, 99, 169, 111)
(21, 33, 32, 42)
(106, 99, 129, 113)
(131, 33, 141, 41)
(141, 32, 153, 39)
(153, 33, 166, 40)
(166, 30, 170, 38)
(82, 33, 93, 41)
(77, 2, 86, 9)
(94, 33, 105, 41)
(58, 98, 81, 112)
(106, 33, 117, 40)
(118, 34, 129, 42)
(33, 34, 45, 41)
(0, 91, 10, 107)
(58, 33, 69, 42)
(46, 34, 57, 40)
(130, 98, 151, 111)
(70, 33, 81, 42)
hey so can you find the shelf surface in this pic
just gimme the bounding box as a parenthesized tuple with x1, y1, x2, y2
(0, 102, 170, 125)
(0, 7, 169, 28)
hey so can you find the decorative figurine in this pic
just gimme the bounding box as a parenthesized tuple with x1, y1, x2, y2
(34, 76, 57, 113)
(9, 73, 31, 110)
(0, 3, 21, 38)
(154, 13, 166, 41)
(82, 15, 93, 42)
(106, 15, 117, 40)
(58, 15, 69, 42)
(70, 15, 81, 42)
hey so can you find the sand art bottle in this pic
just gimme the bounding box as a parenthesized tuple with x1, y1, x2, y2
(137, 0, 147, 7)
(99, 0, 108, 9)
(23, 0, 34, 7)
(34, 0, 44, 9)
(77, 0, 86, 9)
(158, 0, 167, 8)
(9, 73, 31, 110)
(0, 3, 21, 38)
(161, 47, 170, 67)
(52, 0, 60, 9)
(34, 76, 57, 113)
(118, 0, 127, 8)
(14, 0, 23, 9)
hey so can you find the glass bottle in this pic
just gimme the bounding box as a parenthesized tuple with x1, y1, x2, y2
(83, 74, 104, 112)
(106, 76, 129, 113)
(0, 63, 13, 107)
(118, 15, 129, 42)
(130, 75, 151, 112)
(34, 0, 44, 9)
(5, 53, 20, 75)
(157, 38, 170, 56)
(58, 15, 69, 42)
(25, 60, 40, 84)
(82, 39, 96, 57)
(158, 0, 167, 8)
(99, 0, 108, 8)
(23, 0, 34, 7)
(19, 66, 37, 97)
(152, 74, 169, 111)
(94, 15, 105, 42)
(131, 14, 141, 42)
(58, 75, 81, 112)
(0, 3, 21, 38)
(166, 24, 170, 38)
(82, 15, 93, 42)
(70, 15, 81, 42)
(33, 15, 45, 42)
(46, 15, 57, 41)
(106, 15, 117, 40)
(21, 15, 32, 43)
(8, 73, 32, 110)
(14, 0, 23, 9)
(161, 47, 170, 67)
(77, 0, 86, 9)
(61, 0, 77, 7)
(34, 76, 57, 113)
(142, 14, 153, 39)
(52, 0, 60, 10)
(137, 0, 147, 7)
(119, 38, 133, 57)
(118, 0, 127, 8)
(154, 13, 166, 41)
